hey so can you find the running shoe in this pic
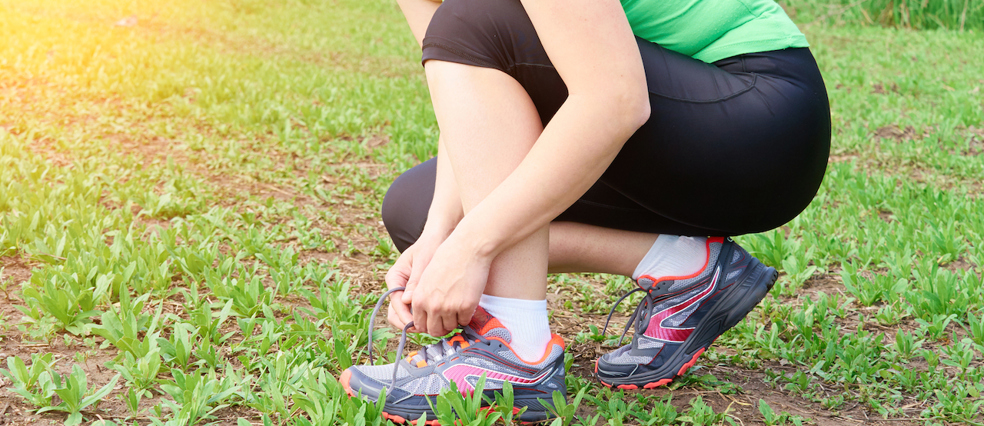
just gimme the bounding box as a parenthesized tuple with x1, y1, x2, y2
(595, 237, 777, 389)
(341, 291, 567, 424)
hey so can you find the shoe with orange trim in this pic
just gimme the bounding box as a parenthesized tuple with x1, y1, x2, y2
(340, 305, 566, 424)
(596, 237, 777, 389)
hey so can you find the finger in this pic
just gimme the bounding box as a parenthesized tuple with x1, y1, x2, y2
(387, 305, 406, 329)
(413, 308, 428, 335)
(385, 260, 411, 290)
(402, 267, 425, 305)
(385, 272, 407, 291)
(441, 313, 459, 337)
(407, 256, 426, 289)
(428, 313, 448, 338)
(392, 297, 414, 326)
(457, 305, 477, 328)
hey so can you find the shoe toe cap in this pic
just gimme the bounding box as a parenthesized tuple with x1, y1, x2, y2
(342, 367, 387, 400)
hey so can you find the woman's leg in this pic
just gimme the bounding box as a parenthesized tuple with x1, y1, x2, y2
(548, 222, 658, 274)
(383, 160, 659, 276)
(342, 61, 578, 417)
(422, 60, 550, 300)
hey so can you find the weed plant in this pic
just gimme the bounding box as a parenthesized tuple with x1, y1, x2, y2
(1, 0, 983, 424)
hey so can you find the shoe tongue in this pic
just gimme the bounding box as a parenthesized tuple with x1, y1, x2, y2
(468, 306, 512, 343)
(637, 276, 657, 290)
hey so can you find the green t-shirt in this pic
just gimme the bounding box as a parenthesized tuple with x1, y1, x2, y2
(621, 0, 809, 63)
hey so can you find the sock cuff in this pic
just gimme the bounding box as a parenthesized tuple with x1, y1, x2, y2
(478, 294, 551, 361)
(479, 294, 547, 312)
(632, 235, 708, 281)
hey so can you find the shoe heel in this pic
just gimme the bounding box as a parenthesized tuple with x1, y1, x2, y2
(723, 259, 775, 328)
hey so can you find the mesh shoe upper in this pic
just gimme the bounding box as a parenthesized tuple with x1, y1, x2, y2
(598, 237, 752, 378)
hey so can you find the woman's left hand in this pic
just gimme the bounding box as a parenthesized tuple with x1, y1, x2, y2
(405, 234, 493, 337)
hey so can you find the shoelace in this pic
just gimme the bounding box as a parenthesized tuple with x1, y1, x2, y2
(366, 286, 477, 390)
(602, 282, 663, 346)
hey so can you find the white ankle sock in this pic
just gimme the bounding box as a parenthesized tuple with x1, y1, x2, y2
(632, 235, 709, 281)
(478, 294, 551, 361)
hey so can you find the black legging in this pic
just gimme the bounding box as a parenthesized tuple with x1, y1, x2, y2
(383, 0, 831, 253)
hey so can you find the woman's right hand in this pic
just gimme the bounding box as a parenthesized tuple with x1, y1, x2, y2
(385, 230, 445, 330)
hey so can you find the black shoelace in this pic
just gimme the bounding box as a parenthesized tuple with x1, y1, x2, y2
(366, 286, 415, 389)
(603, 265, 721, 346)
(602, 285, 661, 346)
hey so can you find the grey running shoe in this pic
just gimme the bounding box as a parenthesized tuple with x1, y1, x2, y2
(596, 237, 777, 389)
(341, 297, 567, 424)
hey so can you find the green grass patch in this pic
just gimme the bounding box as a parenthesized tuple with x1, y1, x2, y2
(782, 0, 984, 30)
(1, 0, 983, 425)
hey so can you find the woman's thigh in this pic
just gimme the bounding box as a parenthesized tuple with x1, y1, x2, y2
(382, 158, 722, 252)
(606, 45, 831, 235)
(416, 0, 830, 236)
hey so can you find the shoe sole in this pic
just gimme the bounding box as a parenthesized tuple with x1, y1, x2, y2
(340, 369, 555, 425)
(596, 257, 778, 389)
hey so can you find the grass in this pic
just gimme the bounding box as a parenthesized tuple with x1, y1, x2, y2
(782, 0, 984, 30)
(0, 0, 983, 425)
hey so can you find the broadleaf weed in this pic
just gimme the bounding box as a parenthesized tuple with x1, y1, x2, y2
(0, 353, 56, 407)
(37, 365, 120, 426)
